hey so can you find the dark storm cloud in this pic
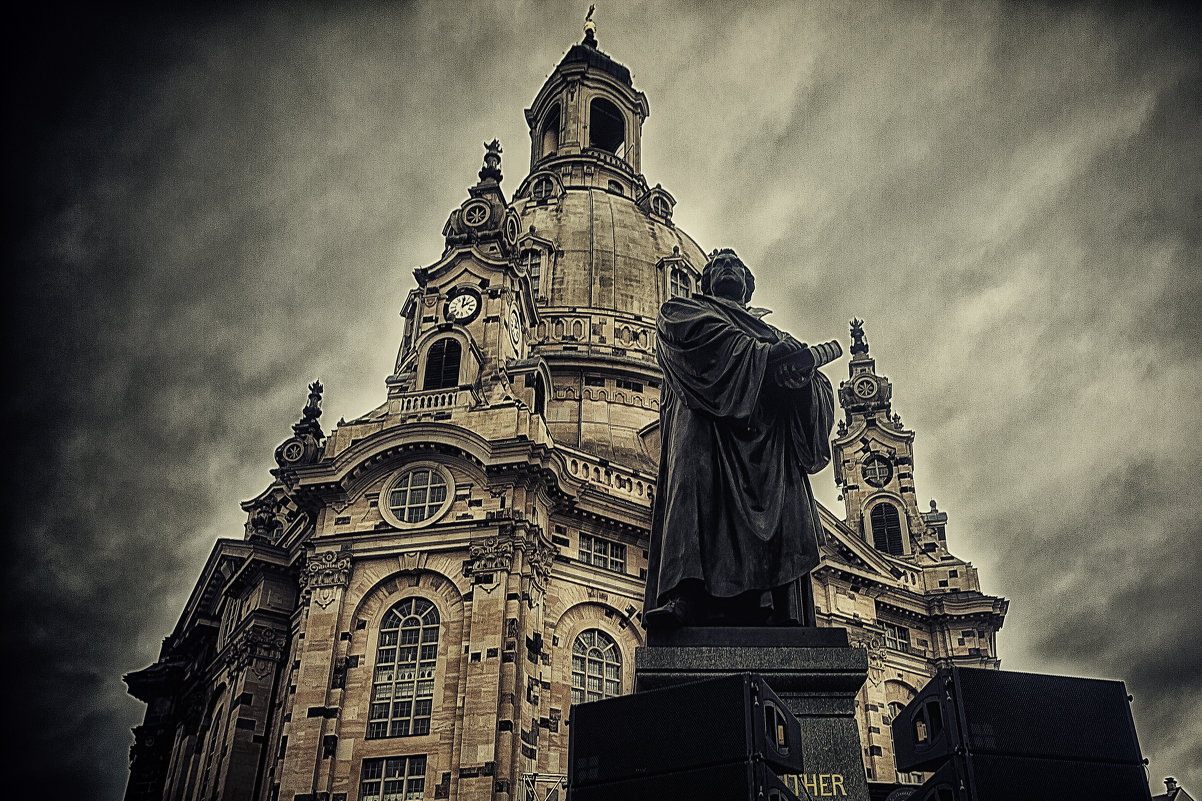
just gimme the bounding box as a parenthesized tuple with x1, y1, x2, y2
(646, 2, 1202, 790)
(4, 2, 1199, 797)
(4, 5, 549, 796)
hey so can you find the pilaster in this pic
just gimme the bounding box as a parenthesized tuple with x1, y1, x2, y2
(277, 546, 352, 801)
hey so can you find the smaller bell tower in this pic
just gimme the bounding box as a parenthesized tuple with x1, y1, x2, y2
(832, 319, 927, 558)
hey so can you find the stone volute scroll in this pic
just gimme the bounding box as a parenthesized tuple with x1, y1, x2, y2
(642, 248, 842, 629)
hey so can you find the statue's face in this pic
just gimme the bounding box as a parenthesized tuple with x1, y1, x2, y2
(709, 257, 749, 302)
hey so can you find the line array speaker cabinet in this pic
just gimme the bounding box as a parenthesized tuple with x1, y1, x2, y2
(567, 672, 803, 788)
(567, 757, 802, 801)
(908, 753, 1152, 801)
(892, 667, 1144, 773)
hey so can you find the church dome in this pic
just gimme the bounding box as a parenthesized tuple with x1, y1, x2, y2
(512, 188, 706, 319)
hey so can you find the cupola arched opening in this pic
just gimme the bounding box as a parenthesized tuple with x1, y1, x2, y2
(589, 97, 626, 159)
(870, 502, 905, 556)
(539, 104, 560, 159)
(533, 373, 546, 416)
(423, 339, 462, 391)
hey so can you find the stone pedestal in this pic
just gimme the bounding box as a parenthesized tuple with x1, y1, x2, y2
(635, 627, 869, 801)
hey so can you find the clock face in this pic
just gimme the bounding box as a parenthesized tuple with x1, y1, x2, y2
(447, 294, 478, 320)
(854, 377, 878, 399)
(508, 309, 521, 346)
(445, 287, 482, 324)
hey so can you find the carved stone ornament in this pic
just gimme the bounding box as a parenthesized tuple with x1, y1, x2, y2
(226, 625, 289, 678)
(848, 629, 887, 686)
(300, 546, 353, 608)
(246, 493, 290, 542)
(463, 535, 514, 581)
(527, 539, 557, 590)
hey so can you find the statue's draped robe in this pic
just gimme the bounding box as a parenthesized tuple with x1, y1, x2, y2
(644, 295, 835, 619)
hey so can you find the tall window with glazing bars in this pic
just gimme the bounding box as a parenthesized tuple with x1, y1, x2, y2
(571, 629, 621, 706)
(368, 598, 440, 738)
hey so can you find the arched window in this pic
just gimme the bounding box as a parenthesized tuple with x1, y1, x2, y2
(669, 268, 691, 299)
(423, 339, 461, 390)
(607, 180, 624, 196)
(589, 97, 626, 158)
(368, 598, 441, 739)
(571, 629, 621, 705)
(198, 699, 229, 799)
(532, 176, 555, 201)
(520, 249, 542, 297)
(871, 503, 904, 556)
(540, 104, 560, 159)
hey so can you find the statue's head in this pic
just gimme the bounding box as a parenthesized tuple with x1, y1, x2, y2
(701, 249, 755, 304)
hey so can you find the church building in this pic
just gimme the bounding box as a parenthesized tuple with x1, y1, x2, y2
(124, 23, 1007, 801)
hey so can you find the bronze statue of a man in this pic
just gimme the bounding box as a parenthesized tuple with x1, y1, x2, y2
(643, 249, 837, 628)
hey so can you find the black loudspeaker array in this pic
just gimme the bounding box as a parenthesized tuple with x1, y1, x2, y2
(567, 673, 804, 801)
(893, 667, 1151, 801)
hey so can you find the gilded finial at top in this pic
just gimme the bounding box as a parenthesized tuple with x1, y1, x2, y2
(583, 4, 597, 45)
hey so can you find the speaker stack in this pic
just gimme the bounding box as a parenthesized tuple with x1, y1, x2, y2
(567, 673, 805, 801)
(892, 667, 1151, 801)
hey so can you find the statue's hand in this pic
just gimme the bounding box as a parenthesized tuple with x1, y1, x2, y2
(774, 361, 813, 389)
(768, 336, 806, 365)
(769, 336, 810, 388)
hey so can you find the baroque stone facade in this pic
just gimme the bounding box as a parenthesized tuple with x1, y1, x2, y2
(125, 28, 1006, 801)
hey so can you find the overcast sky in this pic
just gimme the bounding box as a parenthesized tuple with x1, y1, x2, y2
(4, 2, 1200, 797)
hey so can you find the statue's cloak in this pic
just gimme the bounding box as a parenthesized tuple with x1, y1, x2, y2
(644, 294, 835, 611)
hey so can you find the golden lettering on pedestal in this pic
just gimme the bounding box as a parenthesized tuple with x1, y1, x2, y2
(782, 773, 848, 797)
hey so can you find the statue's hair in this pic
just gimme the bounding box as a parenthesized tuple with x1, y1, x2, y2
(700, 248, 755, 303)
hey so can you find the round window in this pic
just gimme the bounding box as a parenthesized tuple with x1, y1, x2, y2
(380, 464, 455, 528)
(862, 454, 893, 488)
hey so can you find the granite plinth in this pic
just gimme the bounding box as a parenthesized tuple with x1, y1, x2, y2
(645, 625, 850, 649)
(635, 626, 870, 801)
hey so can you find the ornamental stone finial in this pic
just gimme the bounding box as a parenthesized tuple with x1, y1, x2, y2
(276, 379, 325, 468)
(849, 318, 869, 356)
(292, 379, 324, 438)
(479, 139, 503, 182)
